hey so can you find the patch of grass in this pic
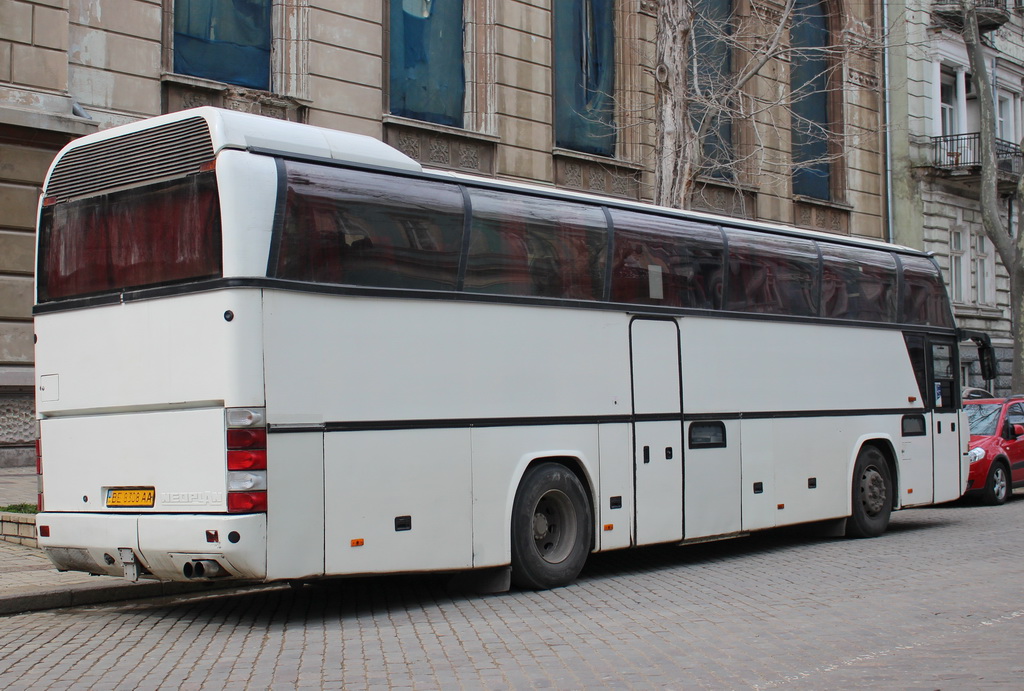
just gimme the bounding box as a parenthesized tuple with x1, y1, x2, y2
(0, 503, 37, 514)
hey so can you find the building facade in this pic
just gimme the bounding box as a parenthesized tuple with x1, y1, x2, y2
(888, 0, 1021, 394)
(0, 0, 888, 464)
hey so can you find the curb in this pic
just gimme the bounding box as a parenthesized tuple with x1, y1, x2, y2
(0, 578, 255, 616)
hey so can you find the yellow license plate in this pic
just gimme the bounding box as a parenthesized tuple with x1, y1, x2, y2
(106, 488, 155, 507)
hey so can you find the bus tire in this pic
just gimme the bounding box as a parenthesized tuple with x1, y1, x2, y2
(510, 462, 592, 590)
(846, 445, 892, 538)
(981, 460, 1010, 506)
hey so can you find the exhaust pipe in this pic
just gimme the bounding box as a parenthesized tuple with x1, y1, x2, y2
(192, 560, 223, 578)
(183, 560, 224, 579)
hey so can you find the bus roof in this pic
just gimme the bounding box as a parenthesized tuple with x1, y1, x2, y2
(47, 107, 923, 258)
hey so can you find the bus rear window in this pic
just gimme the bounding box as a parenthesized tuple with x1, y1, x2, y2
(38, 172, 222, 302)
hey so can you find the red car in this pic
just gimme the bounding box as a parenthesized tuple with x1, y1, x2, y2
(965, 397, 1024, 504)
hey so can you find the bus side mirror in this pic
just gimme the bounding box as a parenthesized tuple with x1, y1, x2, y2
(978, 344, 996, 382)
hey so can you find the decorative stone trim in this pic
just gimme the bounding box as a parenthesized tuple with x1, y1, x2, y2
(553, 149, 643, 200)
(793, 196, 853, 234)
(383, 116, 499, 176)
(162, 74, 306, 122)
(690, 179, 759, 219)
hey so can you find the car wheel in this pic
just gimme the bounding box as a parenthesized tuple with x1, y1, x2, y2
(510, 462, 592, 590)
(846, 445, 892, 538)
(981, 461, 1010, 506)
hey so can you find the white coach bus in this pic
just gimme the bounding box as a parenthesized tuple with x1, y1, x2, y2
(33, 108, 981, 590)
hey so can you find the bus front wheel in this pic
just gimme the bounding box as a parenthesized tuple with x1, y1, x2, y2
(846, 445, 892, 538)
(510, 462, 592, 590)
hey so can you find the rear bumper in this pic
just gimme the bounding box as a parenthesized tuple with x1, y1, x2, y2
(37, 512, 267, 582)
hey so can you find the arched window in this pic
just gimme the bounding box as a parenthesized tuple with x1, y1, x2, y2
(790, 0, 833, 200)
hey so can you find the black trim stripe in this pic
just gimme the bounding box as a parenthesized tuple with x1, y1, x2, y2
(268, 407, 926, 434)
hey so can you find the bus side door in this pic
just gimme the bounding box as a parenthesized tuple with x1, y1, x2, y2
(929, 338, 962, 502)
(630, 318, 684, 545)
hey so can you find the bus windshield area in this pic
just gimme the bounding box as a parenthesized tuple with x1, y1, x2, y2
(38, 172, 222, 302)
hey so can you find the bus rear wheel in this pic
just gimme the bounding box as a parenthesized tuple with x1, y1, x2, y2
(510, 462, 592, 590)
(846, 445, 892, 538)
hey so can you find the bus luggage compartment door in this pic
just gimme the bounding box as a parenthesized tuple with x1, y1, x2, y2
(629, 318, 683, 545)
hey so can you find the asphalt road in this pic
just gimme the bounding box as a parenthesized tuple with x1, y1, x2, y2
(1, 493, 1022, 689)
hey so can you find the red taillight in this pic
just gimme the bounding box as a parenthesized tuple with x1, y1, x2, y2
(226, 408, 267, 513)
(35, 439, 42, 475)
(227, 449, 267, 470)
(227, 491, 267, 513)
(227, 428, 267, 449)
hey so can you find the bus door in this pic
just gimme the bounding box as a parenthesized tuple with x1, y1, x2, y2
(929, 338, 962, 502)
(630, 318, 684, 545)
(903, 334, 961, 505)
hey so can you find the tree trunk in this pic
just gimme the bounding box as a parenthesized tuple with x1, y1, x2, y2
(964, 7, 1024, 393)
(654, 2, 697, 209)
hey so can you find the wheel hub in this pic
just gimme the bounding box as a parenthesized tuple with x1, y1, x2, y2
(860, 467, 887, 516)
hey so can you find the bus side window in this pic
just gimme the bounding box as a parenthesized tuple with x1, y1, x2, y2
(902, 255, 954, 328)
(609, 210, 724, 309)
(276, 162, 465, 290)
(724, 229, 818, 317)
(820, 244, 898, 322)
(465, 190, 607, 300)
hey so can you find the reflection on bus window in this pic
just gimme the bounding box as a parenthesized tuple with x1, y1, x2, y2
(819, 244, 898, 322)
(275, 162, 465, 290)
(725, 230, 818, 316)
(610, 210, 724, 309)
(38, 172, 222, 302)
(902, 255, 954, 328)
(464, 189, 608, 300)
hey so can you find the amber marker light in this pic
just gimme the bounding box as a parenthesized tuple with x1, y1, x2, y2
(351, 539, 364, 547)
(603, 524, 614, 531)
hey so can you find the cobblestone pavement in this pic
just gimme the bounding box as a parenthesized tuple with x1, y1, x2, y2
(1, 494, 1022, 689)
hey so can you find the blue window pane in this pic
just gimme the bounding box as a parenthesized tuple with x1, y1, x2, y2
(692, 0, 734, 178)
(174, 0, 272, 90)
(790, 0, 831, 199)
(389, 0, 465, 128)
(554, 0, 616, 157)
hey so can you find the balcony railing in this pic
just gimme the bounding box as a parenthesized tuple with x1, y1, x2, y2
(932, 0, 1010, 31)
(932, 132, 1023, 177)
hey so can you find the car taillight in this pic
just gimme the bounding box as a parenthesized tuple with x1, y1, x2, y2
(36, 439, 43, 511)
(226, 408, 266, 513)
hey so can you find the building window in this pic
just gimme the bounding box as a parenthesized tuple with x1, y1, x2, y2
(940, 79, 958, 136)
(975, 233, 996, 305)
(173, 0, 273, 90)
(998, 94, 1015, 141)
(388, 0, 466, 128)
(790, 0, 833, 200)
(692, 0, 734, 179)
(553, 0, 617, 157)
(950, 228, 966, 303)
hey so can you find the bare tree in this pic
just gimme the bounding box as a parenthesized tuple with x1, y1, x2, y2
(961, 4, 1024, 391)
(651, 0, 883, 213)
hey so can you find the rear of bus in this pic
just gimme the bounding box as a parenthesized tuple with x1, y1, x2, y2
(32, 108, 414, 582)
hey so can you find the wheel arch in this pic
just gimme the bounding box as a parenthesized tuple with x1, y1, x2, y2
(852, 437, 899, 511)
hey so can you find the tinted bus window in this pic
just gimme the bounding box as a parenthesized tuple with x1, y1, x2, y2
(464, 190, 608, 300)
(724, 230, 819, 316)
(819, 244, 898, 322)
(610, 210, 724, 309)
(38, 172, 222, 302)
(274, 162, 465, 290)
(902, 255, 954, 328)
